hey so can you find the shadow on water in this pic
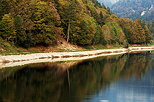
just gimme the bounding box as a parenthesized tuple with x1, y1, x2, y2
(0, 52, 153, 102)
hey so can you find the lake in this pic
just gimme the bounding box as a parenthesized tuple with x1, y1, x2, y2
(0, 52, 154, 102)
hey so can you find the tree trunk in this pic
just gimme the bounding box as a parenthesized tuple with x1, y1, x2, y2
(67, 20, 70, 42)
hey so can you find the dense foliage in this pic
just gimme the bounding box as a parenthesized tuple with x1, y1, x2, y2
(0, 0, 152, 48)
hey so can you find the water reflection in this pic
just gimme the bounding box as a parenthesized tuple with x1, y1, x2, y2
(0, 52, 153, 102)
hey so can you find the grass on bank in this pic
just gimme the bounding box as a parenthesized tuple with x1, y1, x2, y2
(0, 38, 154, 56)
(0, 39, 42, 55)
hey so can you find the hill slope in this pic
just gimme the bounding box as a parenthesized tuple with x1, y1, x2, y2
(111, 0, 154, 21)
(0, 0, 152, 53)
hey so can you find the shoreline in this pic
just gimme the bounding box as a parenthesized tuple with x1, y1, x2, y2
(0, 46, 154, 68)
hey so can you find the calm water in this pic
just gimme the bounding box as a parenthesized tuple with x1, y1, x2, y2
(0, 52, 154, 102)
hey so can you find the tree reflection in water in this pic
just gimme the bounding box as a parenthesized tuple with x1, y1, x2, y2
(0, 52, 153, 102)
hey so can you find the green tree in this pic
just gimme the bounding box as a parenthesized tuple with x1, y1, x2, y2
(0, 14, 16, 42)
(10, 0, 34, 48)
(14, 15, 27, 47)
(144, 25, 152, 44)
(75, 13, 97, 45)
(140, 20, 152, 44)
(56, 0, 77, 42)
(107, 22, 125, 44)
(98, 11, 105, 26)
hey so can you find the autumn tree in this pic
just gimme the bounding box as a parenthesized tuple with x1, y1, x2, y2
(10, 0, 33, 32)
(0, 0, 11, 20)
(30, 0, 62, 46)
(101, 25, 112, 45)
(130, 19, 146, 44)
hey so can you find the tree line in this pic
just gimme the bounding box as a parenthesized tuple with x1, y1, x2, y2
(0, 0, 152, 48)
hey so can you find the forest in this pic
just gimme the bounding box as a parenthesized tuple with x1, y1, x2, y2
(0, 0, 152, 49)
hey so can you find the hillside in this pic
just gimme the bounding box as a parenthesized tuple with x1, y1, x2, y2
(111, 0, 154, 21)
(0, 0, 152, 53)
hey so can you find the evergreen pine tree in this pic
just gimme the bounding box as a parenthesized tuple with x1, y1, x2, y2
(14, 15, 26, 47)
